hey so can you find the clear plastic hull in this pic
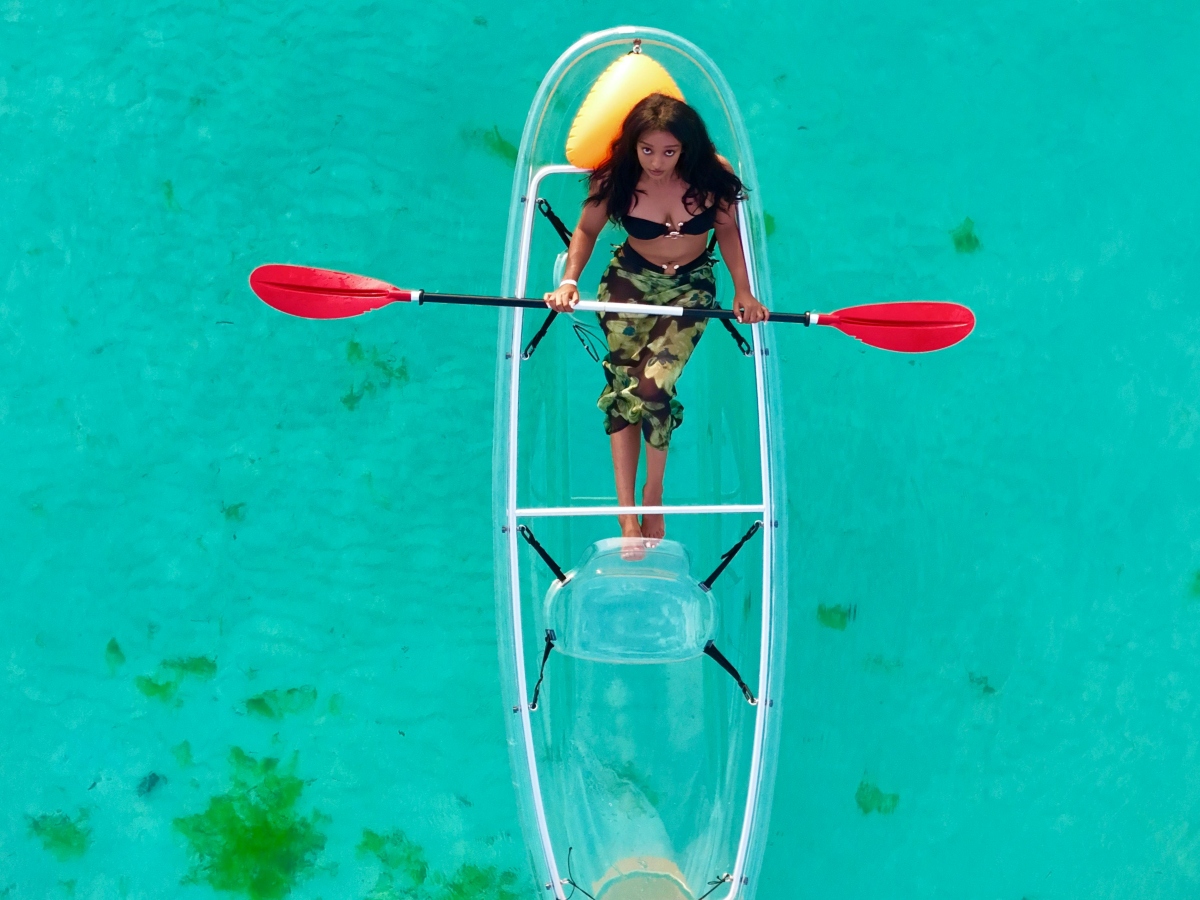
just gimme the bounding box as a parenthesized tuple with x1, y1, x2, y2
(493, 28, 788, 900)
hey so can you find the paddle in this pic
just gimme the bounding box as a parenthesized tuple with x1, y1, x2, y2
(250, 264, 975, 353)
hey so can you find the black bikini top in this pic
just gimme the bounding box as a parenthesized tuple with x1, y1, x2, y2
(621, 203, 718, 240)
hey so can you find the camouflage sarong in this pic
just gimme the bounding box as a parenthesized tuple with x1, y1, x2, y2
(596, 245, 718, 450)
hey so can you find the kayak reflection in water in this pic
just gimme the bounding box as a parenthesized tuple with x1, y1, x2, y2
(544, 94, 769, 544)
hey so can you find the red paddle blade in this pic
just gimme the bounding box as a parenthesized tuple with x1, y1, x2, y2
(249, 264, 418, 319)
(819, 301, 975, 353)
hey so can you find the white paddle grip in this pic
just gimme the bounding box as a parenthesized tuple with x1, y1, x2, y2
(573, 301, 683, 316)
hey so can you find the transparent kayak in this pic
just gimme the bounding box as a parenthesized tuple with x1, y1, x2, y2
(494, 27, 787, 900)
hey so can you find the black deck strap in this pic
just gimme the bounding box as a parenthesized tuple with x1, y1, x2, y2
(522, 310, 558, 359)
(696, 874, 733, 900)
(537, 198, 574, 248)
(704, 233, 752, 356)
(517, 525, 568, 583)
(704, 641, 757, 705)
(720, 318, 754, 356)
(522, 199, 575, 361)
(699, 520, 763, 592)
(529, 629, 556, 711)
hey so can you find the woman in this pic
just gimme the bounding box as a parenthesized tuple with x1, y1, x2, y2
(544, 93, 769, 543)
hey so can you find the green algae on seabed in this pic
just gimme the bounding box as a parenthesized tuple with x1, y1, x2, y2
(173, 740, 195, 767)
(27, 809, 91, 860)
(245, 687, 318, 720)
(163, 656, 217, 679)
(458, 123, 519, 163)
(763, 212, 776, 237)
(969, 672, 997, 695)
(136, 674, 180, 702)
(464, 124, 518, 165)
(950, 216, 981, 253)
(342, 384, 372, 411)
(855, 779, 899, 815)
(222, 502, 247, 522)
(1190, 569, 1200, 597)
(343, 340, 410, 411)
(863, 654, 903, 673)
(431, 864, 521, 900)
(355, 833, 519, 900)
(138, 656, 217, 703)
(357, 829, 428, 897)
(174, 748, 327, 900)
(816, 603, 855, 631)
(105, 638, 126, 673)
(162, 179, 181, 210)
(347, 341, 409, 382)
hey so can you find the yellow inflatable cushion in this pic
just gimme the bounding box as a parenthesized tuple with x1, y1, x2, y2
(565, 52, 685, 170)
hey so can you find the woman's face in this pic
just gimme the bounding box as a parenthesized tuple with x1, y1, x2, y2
(635, 129, 681, 179)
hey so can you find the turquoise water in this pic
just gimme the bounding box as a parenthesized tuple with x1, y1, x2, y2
(3, 3, 1199, 899)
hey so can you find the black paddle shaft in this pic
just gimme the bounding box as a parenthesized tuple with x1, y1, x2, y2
(419, 291, 810, 326)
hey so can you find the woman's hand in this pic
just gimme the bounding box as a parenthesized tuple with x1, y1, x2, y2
(544, 283, 579, 313)
(733, 290, 769, 324)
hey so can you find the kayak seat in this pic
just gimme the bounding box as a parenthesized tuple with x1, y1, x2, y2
(544, 538, 715, 664)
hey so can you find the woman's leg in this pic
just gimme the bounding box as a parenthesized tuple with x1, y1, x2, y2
(603, 313, 710, 545)
(597, 253, 716, 546)
(610, 424, 642, 540)
(640, 442, 668, 540)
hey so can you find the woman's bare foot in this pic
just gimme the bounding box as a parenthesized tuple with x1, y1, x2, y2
(640, 486, 665, 542)
(619, 514, 646, 560)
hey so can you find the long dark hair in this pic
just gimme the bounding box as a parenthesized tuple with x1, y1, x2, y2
(587, 93, 745, 220)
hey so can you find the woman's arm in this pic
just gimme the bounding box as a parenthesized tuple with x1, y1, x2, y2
(714, 202, 769, 323)
(544, 199, 609, 312)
